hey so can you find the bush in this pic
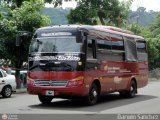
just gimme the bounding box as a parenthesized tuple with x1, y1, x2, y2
(149, 68, 160, 80)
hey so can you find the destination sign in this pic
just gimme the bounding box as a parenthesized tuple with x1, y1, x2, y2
(41, 32, 72, 37)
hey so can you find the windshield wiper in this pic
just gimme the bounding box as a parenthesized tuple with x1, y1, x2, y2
(29, 64, 39, 70)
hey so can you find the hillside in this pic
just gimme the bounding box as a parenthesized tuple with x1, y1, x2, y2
(128, 7, 158, 26)
(41, 7, 158, 26)
(41, 7, 70, 25)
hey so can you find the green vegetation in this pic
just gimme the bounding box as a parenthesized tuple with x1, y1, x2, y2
(41, 7, 157, 26)
(0, 0, 50, 88)
(1, 0, 160, 82)
(67, 0, 132, 26)
(128, 7, 158, 26)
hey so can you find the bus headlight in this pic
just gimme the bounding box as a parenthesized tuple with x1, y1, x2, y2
(27, 76, 35, 86)
(67, 76, 84, 87)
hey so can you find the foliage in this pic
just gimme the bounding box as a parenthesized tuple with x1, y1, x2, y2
(44, 0, 132, 26)
(0, 0, 31, 7)
(67, 0, 132, 26)
(128, 7, 158, 26)
(150, 13, 160, 37)
(145, 13, 160, 69)
(0, 1, 50, 65)
(67, 3, 97, 25)
(0, 1, 50, 88)
(131, 13, 160, 70)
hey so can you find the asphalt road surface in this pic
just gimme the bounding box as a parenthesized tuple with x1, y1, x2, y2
(0, 81, 160, 120)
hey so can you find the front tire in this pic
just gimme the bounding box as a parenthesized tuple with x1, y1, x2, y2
(86, 83, 99, 106)
(2, 86, 12, 98)
(38, 95, 53, 104)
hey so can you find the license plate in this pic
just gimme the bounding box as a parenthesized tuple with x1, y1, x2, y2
(45, 90, 54, 96)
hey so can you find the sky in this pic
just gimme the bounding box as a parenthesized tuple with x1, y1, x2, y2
(130, 0, 160, 11)
(46, 0, 160, 12)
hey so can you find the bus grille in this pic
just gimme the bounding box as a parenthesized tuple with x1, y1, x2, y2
(34, 80, 68, 87)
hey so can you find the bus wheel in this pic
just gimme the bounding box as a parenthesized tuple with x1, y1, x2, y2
(86, 83, 99, 106)
(38, 95, 53, 104)
(119, 80, 137, 98)
(126, 80, 137, 98)
(119, 91, 127, 97)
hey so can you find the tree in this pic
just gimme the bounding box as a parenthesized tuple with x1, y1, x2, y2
(67, 3, 97, 25)
(67, 0, 132, 26)
(139, 27, 160, 69)
(147, 13, 160, 69)
(0, 0, 50, 88)
(129, 13, 160, 70)
(128, 7, 158, 26)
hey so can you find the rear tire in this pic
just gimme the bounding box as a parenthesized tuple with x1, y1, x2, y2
(119, 91, 127, 97)
(2, 86, 12, 98)
(86, 83, 99, 106)
(119, 80, 137, 98)
(127, 80, 137, 98)
(38, 95, 53, 104)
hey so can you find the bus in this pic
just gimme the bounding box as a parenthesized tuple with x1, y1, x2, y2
(27, 25, 148, 105)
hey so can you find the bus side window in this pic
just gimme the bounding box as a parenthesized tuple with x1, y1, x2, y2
(110, 34, 124, 51)
(136, 40, 148, 61)
(124, 37, 137, 62)
(136, 41, 146, 53)
(110, 34, 125, 61)
(97, 40, 112, 50)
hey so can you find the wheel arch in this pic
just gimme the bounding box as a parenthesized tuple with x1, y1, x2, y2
(1, 84, 13, 98)
(128, 77, 137, 93)
(2, 84, 12, 91)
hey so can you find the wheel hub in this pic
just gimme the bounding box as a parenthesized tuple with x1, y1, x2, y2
(5, 88, 11, 96)
(93, 90, 97, 97)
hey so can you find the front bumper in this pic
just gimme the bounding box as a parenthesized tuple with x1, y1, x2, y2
(27, 85, 89, 97)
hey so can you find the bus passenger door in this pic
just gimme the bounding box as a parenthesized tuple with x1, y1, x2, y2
(85, 38, 99, 85)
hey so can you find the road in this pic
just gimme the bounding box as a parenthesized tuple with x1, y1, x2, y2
(0, 81, 160, 119)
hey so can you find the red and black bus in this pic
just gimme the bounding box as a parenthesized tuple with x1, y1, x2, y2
(27, 25, 148, 105)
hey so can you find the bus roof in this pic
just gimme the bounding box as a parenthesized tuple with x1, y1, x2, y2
(36, 25, 144, 40)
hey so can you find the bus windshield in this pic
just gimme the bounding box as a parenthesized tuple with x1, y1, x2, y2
(29, 36, 83, 53)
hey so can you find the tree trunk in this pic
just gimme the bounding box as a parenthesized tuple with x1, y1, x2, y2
(15, 70, 21, 89)
(98, 16, 105, 25)
(97, 10, 105, 25)
(15, 45, 23, 89)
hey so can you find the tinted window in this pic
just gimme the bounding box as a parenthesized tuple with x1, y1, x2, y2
(136, 41, 146, 53)
(97, 40, 112, 50)
(110, 34, 124, 51)
(29, 36, 83, 53)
